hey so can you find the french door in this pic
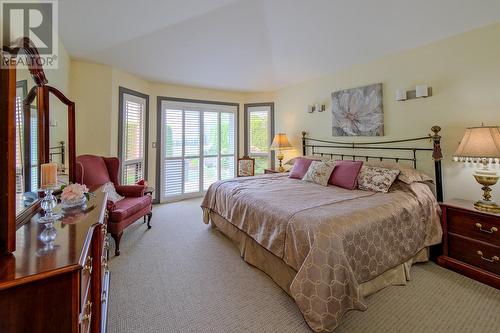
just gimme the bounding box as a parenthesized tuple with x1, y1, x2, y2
(160, 100, 237, 202)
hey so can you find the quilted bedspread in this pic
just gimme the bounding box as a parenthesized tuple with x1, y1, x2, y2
(201, 174, 442, 332)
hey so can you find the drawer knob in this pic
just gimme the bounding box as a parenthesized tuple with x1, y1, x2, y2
(475, 223, 498, 234)
(83, 256, 93, 273)
(477, 250, 500, 263)
(81, 301, 92, 322)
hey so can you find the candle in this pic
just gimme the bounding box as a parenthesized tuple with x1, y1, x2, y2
(41, 163, 58, 188)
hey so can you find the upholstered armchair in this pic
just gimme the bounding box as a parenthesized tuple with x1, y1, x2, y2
(75, 155, 153, 256)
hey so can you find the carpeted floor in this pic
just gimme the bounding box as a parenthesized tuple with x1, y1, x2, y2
(107, 198, 500, 333)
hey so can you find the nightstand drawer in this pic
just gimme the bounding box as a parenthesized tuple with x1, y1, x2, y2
(448, 208, 500, 247)
(449, 234, 500, 275)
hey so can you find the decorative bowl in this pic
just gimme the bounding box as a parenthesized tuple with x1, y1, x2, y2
(61, 195, 87, 210)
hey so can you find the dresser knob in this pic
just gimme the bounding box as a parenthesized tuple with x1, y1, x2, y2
(83, 256, 93, 273)
(477, 250, 499, 263)
(475, 223, 498, 234)
(81, 301, 92, 322)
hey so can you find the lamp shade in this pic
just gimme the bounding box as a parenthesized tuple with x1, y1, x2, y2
(270, 133, 292, 150)
(454, 126, 500, 159)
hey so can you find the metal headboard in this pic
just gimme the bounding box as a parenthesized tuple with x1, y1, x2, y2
(49, 140, 65, 168)
(302, 126, 443, 201)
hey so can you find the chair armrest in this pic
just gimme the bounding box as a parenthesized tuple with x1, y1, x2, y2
(115, 185, 145, 197)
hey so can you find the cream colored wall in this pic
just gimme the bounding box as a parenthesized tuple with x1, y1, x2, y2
(274, 22, 500, 202)
(70, 61, 113, 156)
(71, 63, 271, 188)
(70, 22, 500, 202)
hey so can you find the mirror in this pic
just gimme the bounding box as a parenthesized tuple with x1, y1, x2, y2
(49, 93, 69, 187)
(15, 52, 39, 216)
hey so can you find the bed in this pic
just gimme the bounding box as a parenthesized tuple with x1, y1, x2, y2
(201, 127, 444, 332)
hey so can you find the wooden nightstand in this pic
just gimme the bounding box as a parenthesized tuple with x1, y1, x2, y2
(438, 199, 500, 289)
(264, 168, 280, 174)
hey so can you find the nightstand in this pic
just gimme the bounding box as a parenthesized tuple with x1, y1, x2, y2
(438, 199, 500, 289)
(264, 168, 280, 174)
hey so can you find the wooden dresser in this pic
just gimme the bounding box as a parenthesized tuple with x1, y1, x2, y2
(438, 199, 500, 289)
(0, 192, 110, 333)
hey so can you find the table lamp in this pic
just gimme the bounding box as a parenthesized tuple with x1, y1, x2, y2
(453, 125, 500, 213)
(270, 133, 293, 172)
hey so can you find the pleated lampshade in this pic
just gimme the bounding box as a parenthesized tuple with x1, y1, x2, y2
(454, 126, 500, 160)
(270, 133, 292, 150)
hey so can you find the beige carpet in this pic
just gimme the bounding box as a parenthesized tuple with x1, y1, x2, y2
(107, 198, 500, 333)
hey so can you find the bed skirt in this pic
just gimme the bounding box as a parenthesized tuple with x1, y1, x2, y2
(209, 211, 429, 298)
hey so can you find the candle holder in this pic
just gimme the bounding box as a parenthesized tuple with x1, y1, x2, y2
(39, 220, 57, 244)
(38, 186, 62, 223)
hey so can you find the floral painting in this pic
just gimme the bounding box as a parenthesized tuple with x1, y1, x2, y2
(331, 83, 383, 136)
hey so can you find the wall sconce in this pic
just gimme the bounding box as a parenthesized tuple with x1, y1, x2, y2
(396, 85, 433, 101)
(305, 104, 326, 113)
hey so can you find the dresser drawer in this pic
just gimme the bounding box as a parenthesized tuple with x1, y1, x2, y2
(447, 208, 500, 247)
(80, 252, 93, 303)
(449, 234, 500, 275)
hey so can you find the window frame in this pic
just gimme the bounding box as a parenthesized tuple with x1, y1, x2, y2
(244, 102, 275, 172)
(118, 86, 149, 185)
(156, 96, 239, 203)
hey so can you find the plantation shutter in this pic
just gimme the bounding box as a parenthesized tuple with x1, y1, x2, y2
(15, 85, 24, 193)
(121, 92, 147, 185)
(160, 100, 237, 202)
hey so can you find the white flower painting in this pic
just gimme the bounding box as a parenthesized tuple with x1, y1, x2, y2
(331, 83, 383, 136)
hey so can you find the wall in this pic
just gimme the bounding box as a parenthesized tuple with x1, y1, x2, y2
(70, 22, 500, 202)
(274, 22, 500, 201)
(71, 62, 273, 190)
(70, 61, 113, 156)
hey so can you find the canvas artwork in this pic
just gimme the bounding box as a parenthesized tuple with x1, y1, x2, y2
(331, 83, 384, 136)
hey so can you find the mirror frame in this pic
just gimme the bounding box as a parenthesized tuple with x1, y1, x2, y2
(1, 38, 76, 254)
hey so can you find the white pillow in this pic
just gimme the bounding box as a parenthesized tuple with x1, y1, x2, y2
(101, 182, 124, 203)
(302, 161, 335, 186)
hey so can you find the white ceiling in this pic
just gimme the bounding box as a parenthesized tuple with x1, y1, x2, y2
(59, 0, 500, 92)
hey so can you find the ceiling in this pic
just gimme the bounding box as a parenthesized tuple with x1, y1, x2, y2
(59, 0, 500, 92)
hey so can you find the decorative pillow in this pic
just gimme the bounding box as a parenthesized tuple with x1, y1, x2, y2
(365, 161, 433, 184)
(289, 157, 316, 179)
(357, 166, 400, 193)
(328, 160, 363, 189)
(101, 182, 124, 203)
(302, 161, 335, 186)
(285, 155, 326, 166)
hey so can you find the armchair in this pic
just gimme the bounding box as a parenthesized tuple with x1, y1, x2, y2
(75, 155, 153, 256)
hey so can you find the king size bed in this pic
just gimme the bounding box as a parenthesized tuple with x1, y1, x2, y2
(201, 127, 444, 332)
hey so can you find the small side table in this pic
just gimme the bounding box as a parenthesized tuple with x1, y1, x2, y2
(438, 199, 500, 289)
(264, 168, 288, 174)
(143, 186, 155, 228)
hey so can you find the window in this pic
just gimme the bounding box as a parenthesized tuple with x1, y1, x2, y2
(159, 98, 238, 201)
(15, 82, 25, 194)
(118, 87, 149, 185)
(15, 81, 38, 193)
(244, 103, 274, 174)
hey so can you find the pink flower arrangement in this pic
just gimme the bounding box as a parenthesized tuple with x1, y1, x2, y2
(61, 183, 89, 203)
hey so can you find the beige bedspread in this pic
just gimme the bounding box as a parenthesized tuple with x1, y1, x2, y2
(201, 174, 442, 332)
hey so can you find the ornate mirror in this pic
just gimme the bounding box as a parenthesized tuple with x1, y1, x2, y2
(15, 51, 39, 218)
(1, 38, 76, 253)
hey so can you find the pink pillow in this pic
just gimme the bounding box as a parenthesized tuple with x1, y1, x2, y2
(328, 160, 363, 189)
(289, 157, 317, 179)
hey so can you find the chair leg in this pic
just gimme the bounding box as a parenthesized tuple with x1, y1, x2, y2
(111, 232, 123, 256)
(146, 212, 153, 229)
